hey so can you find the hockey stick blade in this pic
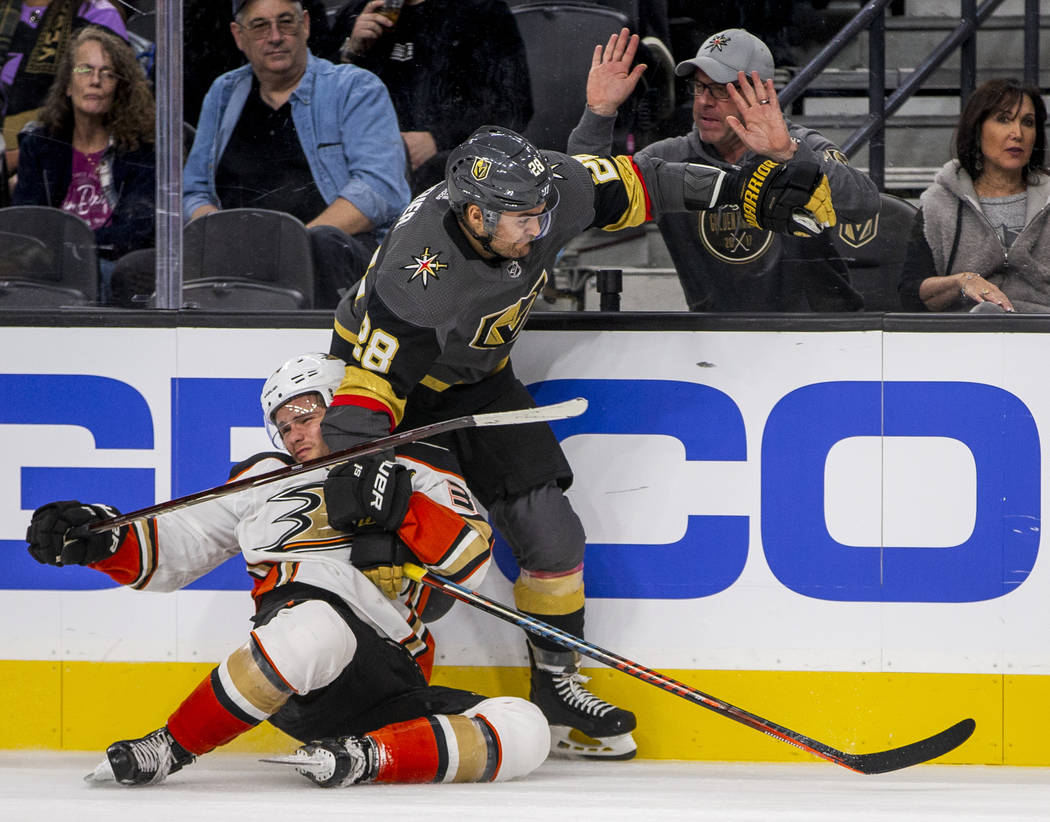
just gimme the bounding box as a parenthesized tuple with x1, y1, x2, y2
(834, 718, 976, 775)
(470, 397, 587, 426)
(84, 397, 588, 533)
(403, 563, 976, 774)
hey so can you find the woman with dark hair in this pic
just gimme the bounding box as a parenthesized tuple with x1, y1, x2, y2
(13, 24, 155, 304)
(899, 78, 1050, 313)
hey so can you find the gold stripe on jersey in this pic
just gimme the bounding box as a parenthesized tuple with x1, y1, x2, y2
(419, 373, 453, 392)
(127, 519, 159, 590)
(423, 523, 491, 583)
(333, 315, 358, 347)
(419, 357, 509, 393)
(574, 154, 650, 232)
(248, 561, 300, 597)
(400, 611, 431, 660)
(334, 364, 407, 425)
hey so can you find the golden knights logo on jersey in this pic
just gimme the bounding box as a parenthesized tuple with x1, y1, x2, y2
(837, 213, 880, 248)
(470, 271, 547, 348)
(698, 206, 774, 263)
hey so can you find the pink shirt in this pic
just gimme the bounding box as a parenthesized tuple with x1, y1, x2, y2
(62, 147, 112, 229)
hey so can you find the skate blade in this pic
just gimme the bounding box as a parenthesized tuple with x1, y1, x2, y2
(260, 753, 328, 769)
(549, 727, 637, 760)
(84, 757, 116, 783)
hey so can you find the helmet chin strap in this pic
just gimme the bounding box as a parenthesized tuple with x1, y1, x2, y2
(458, 214, 505, 259)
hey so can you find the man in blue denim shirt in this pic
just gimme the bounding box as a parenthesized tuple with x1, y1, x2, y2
(182, 0, 410, 307)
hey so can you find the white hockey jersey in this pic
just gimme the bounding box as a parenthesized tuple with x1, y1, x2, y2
(90, 446, 492, 669)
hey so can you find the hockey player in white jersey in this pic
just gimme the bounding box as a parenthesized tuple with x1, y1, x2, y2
(320, 125, 836, 759)
(24, 353, 550, 788)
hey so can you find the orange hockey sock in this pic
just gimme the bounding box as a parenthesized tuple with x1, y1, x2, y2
(166, 669, 258, 756)
(368, 714, 499, 783)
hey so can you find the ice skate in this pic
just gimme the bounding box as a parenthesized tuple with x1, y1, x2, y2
(529, 644, 638, 760)
(88, 726, 195, 786)
(261, 735, 378, 788)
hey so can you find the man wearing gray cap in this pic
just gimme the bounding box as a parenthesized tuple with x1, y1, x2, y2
(569, 28, 880, 312)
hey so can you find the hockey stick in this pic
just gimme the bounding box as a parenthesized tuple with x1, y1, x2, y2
(402, 563, 976, 775)
(84, 397, 588, 533)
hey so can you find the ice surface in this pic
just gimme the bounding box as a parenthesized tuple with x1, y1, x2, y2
(1, 752, 1047, 821)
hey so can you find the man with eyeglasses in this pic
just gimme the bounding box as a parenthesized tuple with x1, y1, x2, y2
(181, 0, 410, 308)
(569, 28, 880, 312)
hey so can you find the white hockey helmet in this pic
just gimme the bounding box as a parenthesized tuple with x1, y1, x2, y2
(260, 353, 346, 448)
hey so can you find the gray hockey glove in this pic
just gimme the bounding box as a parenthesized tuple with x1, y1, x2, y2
(26, 501, 126, 566)
(350, 532, 416, 599)
(325, 457, 413, 533)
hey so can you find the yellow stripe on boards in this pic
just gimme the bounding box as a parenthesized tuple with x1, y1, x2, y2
(2, 660, 1046, 766)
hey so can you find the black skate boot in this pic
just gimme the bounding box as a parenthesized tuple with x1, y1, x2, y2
(529, 642, 638, 760)
(262, 736, 379, 788)
(91, 726, 195, 786)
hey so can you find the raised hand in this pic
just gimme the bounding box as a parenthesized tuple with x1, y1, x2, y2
(725, 71, 797, 163)
(585, 27, 647, 117)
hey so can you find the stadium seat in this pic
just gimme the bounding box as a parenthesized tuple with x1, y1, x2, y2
(182, 208, 315, 309)
(831, 193, 919, 312)
(0, 206, 98, 307)
(510, 1, 632, 152)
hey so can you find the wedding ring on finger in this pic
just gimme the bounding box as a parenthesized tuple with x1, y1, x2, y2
(758, 99, 771, 105)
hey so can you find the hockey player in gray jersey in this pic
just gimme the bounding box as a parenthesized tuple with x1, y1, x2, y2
(321, 124, 836, 759)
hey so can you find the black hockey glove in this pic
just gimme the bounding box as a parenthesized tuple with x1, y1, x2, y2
(350, 532, 416, 599)
(26, 501, 126, 566)
(325, 458, 413, 533)
(728, 157, 836, 237)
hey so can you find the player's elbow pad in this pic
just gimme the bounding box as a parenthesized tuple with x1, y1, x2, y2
(680, 163, 732, 211)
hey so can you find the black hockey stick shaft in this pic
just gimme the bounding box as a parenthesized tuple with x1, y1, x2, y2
(85, 397, 588, 533)
(404, 564, 976, 774)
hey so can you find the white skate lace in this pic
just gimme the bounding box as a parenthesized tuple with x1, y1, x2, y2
(338, 738, 369, 785)
(130, 731, 173, 784)
(552, 671, 615, 717)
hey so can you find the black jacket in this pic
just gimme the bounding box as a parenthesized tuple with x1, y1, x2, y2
(13, 124, 156, 259)
(331, 0, 532, 192)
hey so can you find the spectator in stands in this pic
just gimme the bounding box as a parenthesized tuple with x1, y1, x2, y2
(899, 78, 1049, 313)
(12, 25, 154, 304)
(176, 0, 409, 310)
(1, 0, 127, 184)
(568, 27, 878, 312)
(330, 0, 532, 194)
(182, 0, 333, 128)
